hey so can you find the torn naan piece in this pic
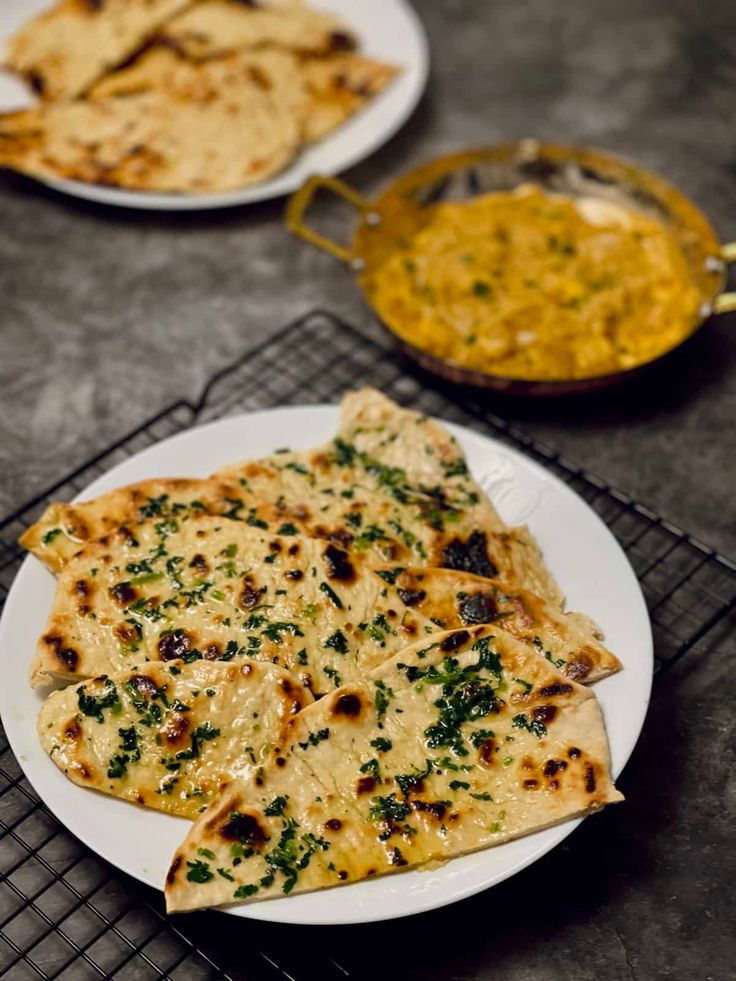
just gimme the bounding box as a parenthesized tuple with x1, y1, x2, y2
(39, 659, 310, 819)
(160, 0, 357, 60)
(3, 0, 192, 101)
(30, 509, 605, 691)
(21, 390, 562, 609)
(165, 624, 622, 911)
(0, 48, 300, 193)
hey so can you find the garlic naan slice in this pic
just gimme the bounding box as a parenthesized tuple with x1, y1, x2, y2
(218, 388, 564, 607)
(393, 568, 619, 683)
(30, 512, 436, 691)
(21, 389, 562, 608)
(3, 0, 192, 101)
(31, 509, 606, 691)
(164, 624, 622, 911)
(0, 48, 300, 193)
(19, 477, 243, 575)
(160, 1, 357, 59)
(38, 659, 310, 819)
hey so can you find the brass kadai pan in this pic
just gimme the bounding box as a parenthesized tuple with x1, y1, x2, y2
(287, 141, 736, 396)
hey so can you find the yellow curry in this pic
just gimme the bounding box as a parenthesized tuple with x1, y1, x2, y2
(364, 185, 701, 381)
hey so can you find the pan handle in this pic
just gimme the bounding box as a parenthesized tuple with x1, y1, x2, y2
(713, 242, 736, 314)
(286, 175, 371, 264)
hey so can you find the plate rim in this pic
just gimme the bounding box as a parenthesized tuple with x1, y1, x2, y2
(0, 0, 429, 211)
(0, 404, 653, 925)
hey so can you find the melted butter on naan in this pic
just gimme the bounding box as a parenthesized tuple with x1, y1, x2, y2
(21, 389, 563, 607)
(30, 510, 614, 692)
(164, 624, 622, 911)
(38, 659, 311, 819)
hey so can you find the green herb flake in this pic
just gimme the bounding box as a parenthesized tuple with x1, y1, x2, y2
(374, 680, 394, 726)
(186, 860, 214, 884)
(77, 679, 121, 724)
(298, 728, 330, 750)
(319, 582, 343, 609)
(323, 629, 348, 654)
(370, 737, 392, 753)
(233, 883, 259, 899)
(511, 713, 547, 739)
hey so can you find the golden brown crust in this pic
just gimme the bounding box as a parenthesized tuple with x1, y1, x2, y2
(296, 53, 400, 143)
(0, 48, 301, 193)
(4, 0, 193, 101)
(159, 1, 357, 60)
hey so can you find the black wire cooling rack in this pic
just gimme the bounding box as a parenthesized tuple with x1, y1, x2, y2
(1, 310, 734, 981)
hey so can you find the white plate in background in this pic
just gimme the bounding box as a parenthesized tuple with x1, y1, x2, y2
(0, 0, 429, 209)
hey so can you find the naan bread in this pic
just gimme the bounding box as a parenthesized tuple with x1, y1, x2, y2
(392, 569, 619, 683)
(21, 389, 563, 608)
(165, 624, 622, 911)
(0, 48, 300, 193)
(38, 659, 310, 819)
(19, 477, 243, 575)
(219, 388, 564, 606)
(29, 512, 423, 690)
(296, 53, 400, 143)
(160, 1, 357, 59)
(30, 506, 611, 690)
(3, 0, 192, 101)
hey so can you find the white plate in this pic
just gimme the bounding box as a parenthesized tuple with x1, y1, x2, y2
(0, 406, 653, 925)
(0, 0, 428, 210)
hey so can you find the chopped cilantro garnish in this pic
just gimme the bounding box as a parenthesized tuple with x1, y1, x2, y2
(264, 795, 289, 817)
(511, 713, 547, 739)
(370, 737, 392, 753)
(77, 679, 121, 723)
(323, 630, 348, 654)
(186, 860, 214, 884)
(319, 582, 343, 609)
(298, 728, 330, 750)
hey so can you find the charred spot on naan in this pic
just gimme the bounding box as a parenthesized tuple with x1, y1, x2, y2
(438, 530, 499, 579)
(329, 690, 366, 720)
(158, 629, 192, 661)
(322, 544, 355, 582)
(159, 711, 191, 746)
(41, 633, 79, 674)
(564, 650, 595, 682)
(218, 808, 270, 847)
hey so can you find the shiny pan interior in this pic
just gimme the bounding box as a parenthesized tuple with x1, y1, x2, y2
(287, 141, 734, 396)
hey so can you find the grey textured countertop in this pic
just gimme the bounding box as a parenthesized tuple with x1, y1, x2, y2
(1, 2, 735, 980)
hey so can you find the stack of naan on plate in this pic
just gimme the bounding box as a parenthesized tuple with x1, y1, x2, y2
(0, 0, 398, 193)
(24, 388, 623, 912)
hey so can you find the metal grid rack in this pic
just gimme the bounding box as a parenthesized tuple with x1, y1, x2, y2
(0, 311, 734, 980)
